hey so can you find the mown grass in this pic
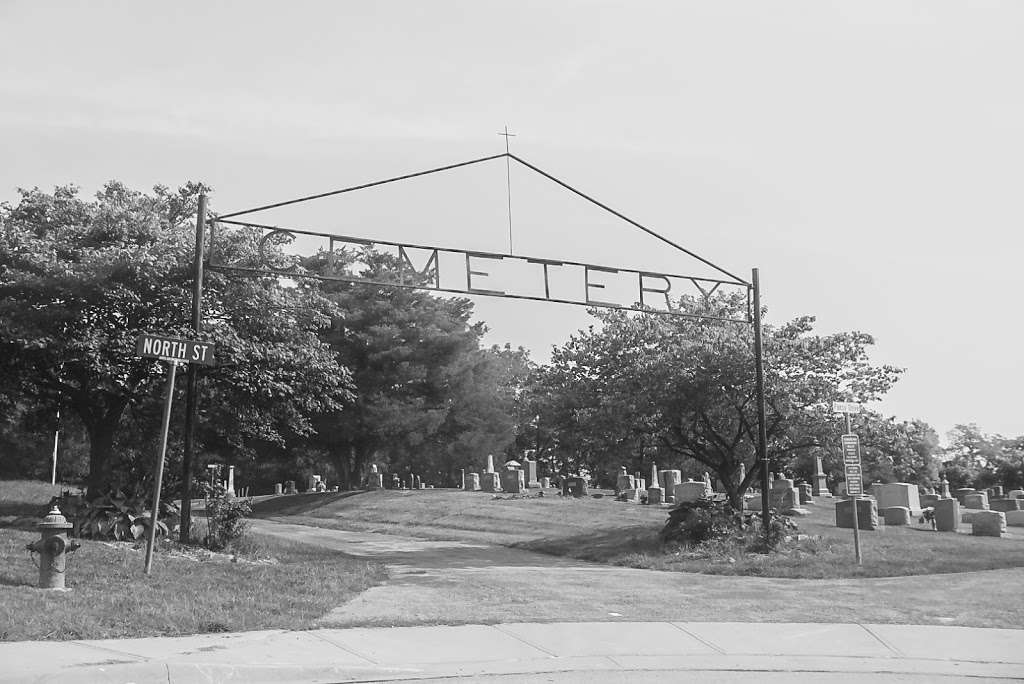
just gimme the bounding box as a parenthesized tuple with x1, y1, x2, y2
(253, 488, 1024, 578)
(0, 480, 386, 641)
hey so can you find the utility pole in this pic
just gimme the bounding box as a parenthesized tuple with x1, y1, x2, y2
(180, 193, 207, 543)
(752, 268, 771, 539)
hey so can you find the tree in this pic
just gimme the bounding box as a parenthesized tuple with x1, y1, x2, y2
(0, 182, 354, 497)
(527, 293, 904, 509)
(303, 247, 525, 488)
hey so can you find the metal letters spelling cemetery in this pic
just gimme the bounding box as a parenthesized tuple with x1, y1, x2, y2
(208, 222, 751, 322)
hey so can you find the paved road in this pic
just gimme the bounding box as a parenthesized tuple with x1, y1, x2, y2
(5, 519, 1023, 682)
(251, 518, 1024, 629)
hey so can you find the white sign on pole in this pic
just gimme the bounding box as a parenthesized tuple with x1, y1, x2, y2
(841, 434, 861, 464)
(832, 401, 861, 414)
(845, 463, 863, 496)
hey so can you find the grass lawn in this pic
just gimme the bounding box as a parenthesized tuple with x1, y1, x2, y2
(0, 480, 386, 641)
(252, 488, 1024, 579)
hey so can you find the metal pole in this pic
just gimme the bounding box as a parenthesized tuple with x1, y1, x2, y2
(50, 410, 60, 486)
(752, 269, 771, 538)
(180, 193, 207, 543)
(145, 361, 178, 575)
(846, 411, 863, 565)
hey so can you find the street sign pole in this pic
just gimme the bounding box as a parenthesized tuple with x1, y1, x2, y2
(144, 361, 179, 575)
(752, 268, 771, 541)
(181, 193, 207, 543)
(844, 411, 863, 565)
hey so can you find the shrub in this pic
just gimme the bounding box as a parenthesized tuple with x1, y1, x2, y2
(204, 484, 252, 551)
(56, 489, 179, 541)
(660, 497, 797, 552)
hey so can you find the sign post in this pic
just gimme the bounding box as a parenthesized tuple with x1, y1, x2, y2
(835, 402, 863, 565)
(137, 333, 215, 575)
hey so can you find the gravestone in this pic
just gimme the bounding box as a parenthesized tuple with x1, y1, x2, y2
(953, 488, 976, 505)
(990, 498, 1021, 512)
(921, 493, 940, 508)
(618, 488, 640, 502)
(940, 478, 951, 498)
(562, 476, 588, 498)
(798, 483, 813, 505)
(485, 454, 495, 473)
(1007, 489, 1024, 499)
(660, 470, 682, 504)
(459, 469, 466, 489)
(540, 476, 550, 489)
(964, 493, 989, 510)
(283, 480, 297, 495)
(523, 458, 540, 488)
(615, 467, 634, 493)
(835, 498, 878, 530)
(274, 483, 283, 495)
(674, 479, 709, 503)
(992, 485, 1005, 499)
(770, 478, 800, 511)
(369, 473, 383, 489)
(873, 483, 922, 514)
(971, 510, 1006, 537)
(882, 506, 911, 526)
(464, 473, 481, 491)
(646, 463, 663, 505)
(499, 468, 525, 494)
(811, 455, 831, 497)
(934, 498, 959, 532)
(1005, 510, 1024, 527)
(480, 472, 500, 492)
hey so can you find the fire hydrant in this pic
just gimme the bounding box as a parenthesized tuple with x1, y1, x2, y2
(26, 505, 80, 589)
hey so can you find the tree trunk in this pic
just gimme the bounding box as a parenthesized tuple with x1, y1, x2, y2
(85, 423, 117, 499)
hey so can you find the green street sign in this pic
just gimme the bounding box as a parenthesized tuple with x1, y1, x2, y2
(136, 334, 216, 366)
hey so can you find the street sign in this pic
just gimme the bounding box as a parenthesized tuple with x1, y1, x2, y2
(845, 463, 863, 496)
(841, 434, 861, 464)
(832, 401, 861, 414)
(136, 334, 215, 366)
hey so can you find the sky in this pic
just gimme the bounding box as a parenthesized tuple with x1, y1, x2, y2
(2, 1, 1022, 441)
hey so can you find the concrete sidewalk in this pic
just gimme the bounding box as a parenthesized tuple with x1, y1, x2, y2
(3, 621, 1023, 683)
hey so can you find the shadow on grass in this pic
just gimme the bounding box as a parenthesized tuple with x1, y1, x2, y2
(514, 524, 662, 563)
(250, 490, 374, 518)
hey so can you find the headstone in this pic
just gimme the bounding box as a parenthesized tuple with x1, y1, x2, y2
(703, 471, 713, 492)
(416, 476, 424, 490)
(646, 463, 663, 503)
(480, 472, 500, 492)
(873, 483, 922, 514)
(934, 498, 959, 532)
(992, 485, 1004, 499)
(921, 493, 940, 508)
(1007, 489, 1024, 499)
(274, 482, 283, 495)
(283, 480, 297, 495)
(646, 486, 664, 505)
(499, 468, 525, 494)
(882, 506, 911, 526)
(540, 476, 550, 489)
(460, 468, 466, 489)
(227, 466, 236, 497)
(618, 488, 640, 502)
(369, 473, 383, 490)
(464, 473, 481, 491)
(674, 480, 710, 503)
(835, 498, 878, 530)
(811, 455, 830, 497)
(940, 478, 951, 498)
(615, 467, 635, 493)
(964, 493, 989, 510)
(971, 510, 1006, 537)
(523, 458, 540, 488)
(562, 476, 588, 498)
(659, 470, 682, 504)
(953, 488, 976, 505)
(1005, 510, 1024, 527)
(407, 474, 415, 490)
(989, 498, 1021, 513)
(798, 483, 813, 504)
(743, 494, 761, 511)
(485, 454, 495, 473)
(770, 478, 800, 512)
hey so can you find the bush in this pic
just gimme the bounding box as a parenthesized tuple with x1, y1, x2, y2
(660, 497, 797, 552)
(56, 488, 179, 541)
(204, 484, 252, 551)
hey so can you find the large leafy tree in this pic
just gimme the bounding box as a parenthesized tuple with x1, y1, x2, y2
(0, 182, 353, 497)
(529, 293, 904, 509)
(304, 247, 525, 488)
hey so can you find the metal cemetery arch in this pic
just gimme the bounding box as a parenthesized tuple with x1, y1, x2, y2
(179, 153, 772, 539)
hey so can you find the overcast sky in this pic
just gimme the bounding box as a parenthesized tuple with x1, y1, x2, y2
(3, 1, 1022, 441)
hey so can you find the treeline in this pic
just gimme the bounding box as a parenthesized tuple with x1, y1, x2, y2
(2, 182, 1018, 506)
